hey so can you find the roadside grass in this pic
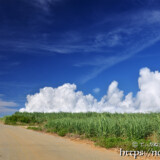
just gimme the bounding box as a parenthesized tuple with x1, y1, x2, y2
(0, 116, 8, 123)
(27, 126, 43, 131)
(4, 112, 160, 151)
(0, 117, 4, 123)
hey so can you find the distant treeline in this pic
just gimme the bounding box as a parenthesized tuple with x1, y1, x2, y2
(4, 112, 160, 150)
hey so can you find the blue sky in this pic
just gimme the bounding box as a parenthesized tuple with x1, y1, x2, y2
(1, 0, 160, 116)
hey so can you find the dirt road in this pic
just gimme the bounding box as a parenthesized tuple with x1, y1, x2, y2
(0, 124, 125, 160)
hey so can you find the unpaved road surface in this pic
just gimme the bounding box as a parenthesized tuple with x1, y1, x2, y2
(0, 124, 124, 160)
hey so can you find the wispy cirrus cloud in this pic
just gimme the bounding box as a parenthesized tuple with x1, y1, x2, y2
(25, 0, 64, 12)
(93, 88, 100, 94)
(0, 98, 18, 116)
(0, 57, 20, 76)
(0, 99, 17, 108)
(2, 10, 160, 56)
(81, 36, 160, 83)
(1, 7, 160, 83)
(77, 10, 160, 83)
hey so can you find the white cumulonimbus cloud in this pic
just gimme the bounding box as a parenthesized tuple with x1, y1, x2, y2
(20, 67, 160, 113)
